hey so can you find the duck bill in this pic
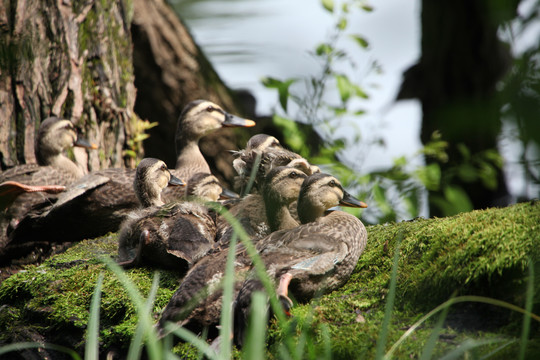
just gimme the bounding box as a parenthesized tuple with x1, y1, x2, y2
(339, 190, 368, 208)
(219, 187, 239, 200)
(168, 174, 185, 187)
(222, 113, 256, 128)
(74, 137, 99, 150)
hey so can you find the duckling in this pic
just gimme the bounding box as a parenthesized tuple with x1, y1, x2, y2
(4, 100, 254, 260)
(156, 166, 308, 337)
(233, 173, 367, 346)
(216, 165, 308, 249)
(0, 117, 97, 184)
(0, 117, 96, 247)
(118, 172, 233, 271)
(215, 135, 317, 246)
(232, 134, 319, 195)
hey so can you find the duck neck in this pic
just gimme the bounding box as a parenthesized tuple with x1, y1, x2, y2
(297, 198, 325, 224)
(138, 186, 165, 208)
(264, 194, 298, 232)
(41, 153, 84, 178)
(175, 136, 210, 174)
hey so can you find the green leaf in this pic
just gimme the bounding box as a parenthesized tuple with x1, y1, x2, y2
(261, 77, 296, 111)
(444, 185, 473, 214)
(336, 74, 353, 102)
(360, 3, 374, 12)
(457, 143, 471, 160)
(457, 163, 478, 183)
(372, 183, 393, 216)
(337, 17, 347, 30)
(414, 163, 441, 191)
(479, 162, 498, 190)
(321, 0, 334, 13)
(349, 34, 369, 48)
(316, 43, 333, 56)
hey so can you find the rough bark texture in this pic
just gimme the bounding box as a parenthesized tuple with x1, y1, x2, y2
(0, 0, 250, 184)
(0, 0, 138, 171)
(398, 0, 519, 216)
(131, 0, 248, 185)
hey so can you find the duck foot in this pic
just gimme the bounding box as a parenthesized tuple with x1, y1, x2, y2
(277, 272, 294, 316)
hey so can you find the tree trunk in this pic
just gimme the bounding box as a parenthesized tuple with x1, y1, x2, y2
(0, 0, 247, 185)
(131, 0, 247, 185)
(398, 0, 518, 216)
(0, 0, 138, 171)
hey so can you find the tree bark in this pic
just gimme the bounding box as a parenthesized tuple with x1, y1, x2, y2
(0, 0, 247, 185)
(0, 0, 138, 171)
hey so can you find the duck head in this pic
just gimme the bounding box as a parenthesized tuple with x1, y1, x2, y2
(35, 117, 97, 166)
(175, 100, 255, 153)
(134, 158, 185, 207)
(186, 172, 238, 202)
(297, 173, 367, 224)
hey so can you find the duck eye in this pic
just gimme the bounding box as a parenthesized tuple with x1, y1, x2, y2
(161, 164, 167, 171)
(206, 106, 215, 112)
(289, 172, 298, 179)
(329, 180, 336, 187)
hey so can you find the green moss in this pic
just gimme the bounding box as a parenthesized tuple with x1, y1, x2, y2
(0, 202, 539, 358)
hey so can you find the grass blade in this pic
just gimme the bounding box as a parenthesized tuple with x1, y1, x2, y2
(519, 260, 534, 360)
(439, 338, 508, 360)
(218, 232, 238, 360)
(419, 294, 453, 360)
(210, 204, 297, 357)
(385, 295, 540, 358)
(375, 230, 403, 359)
(166, 323, 217, 359)
(242, 291, 268, 360)
(127, 272, 161, 360)
(85, 272, 104, 360)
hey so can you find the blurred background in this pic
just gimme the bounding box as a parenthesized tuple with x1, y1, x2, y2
(170, 0, 540, 222)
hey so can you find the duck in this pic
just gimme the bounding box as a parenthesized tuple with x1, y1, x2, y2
(117, 172, 235, 271)
(163, 100, 255, 201)
(233, 172, 368, 346)
(215, 164, 308, 249)
(156, 166, 308, 338)
(3, 100, 254, 261)
(0, 117, 96, 247)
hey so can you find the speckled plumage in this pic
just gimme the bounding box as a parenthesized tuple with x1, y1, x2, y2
(118, 173, 224, 271)
(232, 173, 368, 346)
(157, 166, 308, 336)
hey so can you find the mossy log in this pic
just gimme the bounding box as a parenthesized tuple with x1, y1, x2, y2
(0, 201, 538, 359)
